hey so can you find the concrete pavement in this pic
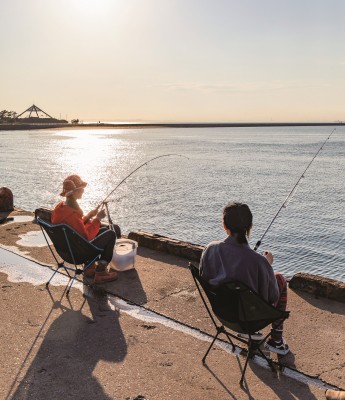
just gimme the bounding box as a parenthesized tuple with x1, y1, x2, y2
(1, 210, 344, 399)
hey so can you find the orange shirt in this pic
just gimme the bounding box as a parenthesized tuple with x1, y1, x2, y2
(52, 201, 100, 241)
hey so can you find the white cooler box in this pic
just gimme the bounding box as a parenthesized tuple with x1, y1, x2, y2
(110, 238, 138, 271)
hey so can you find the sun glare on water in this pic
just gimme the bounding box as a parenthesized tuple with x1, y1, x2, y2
(56, 130, 126, 205)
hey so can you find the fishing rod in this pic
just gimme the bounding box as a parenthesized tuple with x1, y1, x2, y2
(84, 154, 189, 225)
(253, 127, 336, 252)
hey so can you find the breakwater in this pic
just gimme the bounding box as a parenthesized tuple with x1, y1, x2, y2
(0, 121, 344, 130)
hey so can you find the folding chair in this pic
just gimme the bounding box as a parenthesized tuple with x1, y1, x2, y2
(37, 216, 103, 295)
(189, 263, 290, 386)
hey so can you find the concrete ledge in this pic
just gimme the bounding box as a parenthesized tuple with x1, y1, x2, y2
(289, 272, 345, 303)
(128, 230, 204, 262)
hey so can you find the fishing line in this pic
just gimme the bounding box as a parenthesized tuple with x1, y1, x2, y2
(84, 154, 189, 225)
(253, 127, 337, 251)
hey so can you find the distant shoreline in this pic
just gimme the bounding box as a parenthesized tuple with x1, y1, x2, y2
(0, 121, 344, 131)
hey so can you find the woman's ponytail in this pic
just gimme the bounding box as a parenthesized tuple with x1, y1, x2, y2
(235, 228, 248, 244)
(223, 202, 253, 244)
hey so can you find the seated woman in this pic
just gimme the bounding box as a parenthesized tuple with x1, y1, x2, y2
(52, 174, 117, 284)
(200, 202, 289, 355)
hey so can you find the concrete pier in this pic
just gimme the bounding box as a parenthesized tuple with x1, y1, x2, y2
(1, 209, 344, 399)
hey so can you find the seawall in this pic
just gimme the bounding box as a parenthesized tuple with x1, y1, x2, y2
(30, 207, 345, 304)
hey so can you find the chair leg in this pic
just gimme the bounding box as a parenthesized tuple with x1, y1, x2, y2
(46, 263, 64, 287)
(46, 263, 80, 297)
(224, 331, 236, 352)
(239, 349, 252, 386)
(240, 340, 264, 386)
(257, 348, 275, 371)
(239, 343, 277, 386)
(202, 330, 221, 364)
(66, 274, 78, 296)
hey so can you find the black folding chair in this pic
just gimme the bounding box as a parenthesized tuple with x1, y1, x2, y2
(189, 263, 290, 386)
(37, 216, 103, 295)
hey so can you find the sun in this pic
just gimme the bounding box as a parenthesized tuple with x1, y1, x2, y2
(69, 0, 112, 17)
(68, 0, 125, 18)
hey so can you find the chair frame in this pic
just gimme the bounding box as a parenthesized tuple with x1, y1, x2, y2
(37, 217, 103, 295)
(189, 263, 290, 386)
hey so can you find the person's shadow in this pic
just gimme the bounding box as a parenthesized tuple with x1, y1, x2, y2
(249, 351, 319, 400)
(10, 287, 127, 400)
(203, 350, 319, 400)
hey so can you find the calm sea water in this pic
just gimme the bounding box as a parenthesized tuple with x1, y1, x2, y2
(1, 126, 344, 281)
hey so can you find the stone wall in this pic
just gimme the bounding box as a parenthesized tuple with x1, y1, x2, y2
(128, 230, 204, 262)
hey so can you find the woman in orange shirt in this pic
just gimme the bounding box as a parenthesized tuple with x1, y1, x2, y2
(52, 175, 117, 283)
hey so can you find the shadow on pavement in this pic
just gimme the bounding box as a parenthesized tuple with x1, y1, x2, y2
(250, 359, 319, 400)
(92, 268, 148, 305)
(10, 287, 127, 400)
(291, 289, 345, 317)
(203, 351, 319, 400)
(137, 246, 189, 268)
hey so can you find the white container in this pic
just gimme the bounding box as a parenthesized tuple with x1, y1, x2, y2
(110, 238, 138, 271)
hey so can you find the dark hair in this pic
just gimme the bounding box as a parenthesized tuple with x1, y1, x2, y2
(223, 202, 253, 244)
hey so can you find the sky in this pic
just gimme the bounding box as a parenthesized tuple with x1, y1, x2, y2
(1, 0, 345, 122)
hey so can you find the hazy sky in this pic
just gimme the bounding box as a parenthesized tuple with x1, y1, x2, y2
(1, 0, 345, 122)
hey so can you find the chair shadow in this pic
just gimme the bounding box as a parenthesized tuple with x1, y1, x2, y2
(203, 362, 253, 400)
(275, 347, 297, 368)
(252, 349, 320, 400)
(10, 287, 127, 400)
(89, 268, 148, 306)
(203, 349, 319, 400)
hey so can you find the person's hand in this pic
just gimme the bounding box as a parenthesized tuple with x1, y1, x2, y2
(262, 250, 274, 265)
(96, 209, 106, 221)
(87, 208, 98, 218)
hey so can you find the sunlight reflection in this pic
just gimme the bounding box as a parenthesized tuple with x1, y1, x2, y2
(55, 130, 144, 213)
(52, 129, 128, 139)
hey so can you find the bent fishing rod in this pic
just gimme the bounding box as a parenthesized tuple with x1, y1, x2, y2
(253, 127, 336, 252)
(84, 154, 189, 225)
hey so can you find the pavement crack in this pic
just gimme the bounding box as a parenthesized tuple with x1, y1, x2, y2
(319, 363, 345, 376)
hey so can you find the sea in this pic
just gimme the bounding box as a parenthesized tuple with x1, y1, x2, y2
(1, 126, 344, 281)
